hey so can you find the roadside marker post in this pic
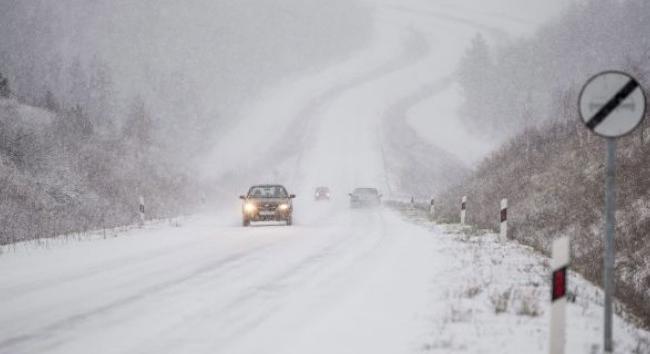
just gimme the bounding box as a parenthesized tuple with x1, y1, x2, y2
(499, 198, 507, 242)
(549, 236, 570, 354)
(578, 71, 646, 353)
(139, 196, 145, 226)
(460, 196, 467, 225)
(429, 198, 435, 219)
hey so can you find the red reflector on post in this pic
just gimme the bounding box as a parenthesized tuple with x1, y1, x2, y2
(552, 267, 567, 301)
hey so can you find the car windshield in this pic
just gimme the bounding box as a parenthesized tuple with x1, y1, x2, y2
(248, 186, 288, 198)
(353, 188, 378, 195)
(316, 187, 329, 192)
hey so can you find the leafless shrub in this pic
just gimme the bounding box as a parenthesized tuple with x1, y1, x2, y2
(632, 337, 650, 354)
(421, 339, 453, 351)
(463, 285, 482, 299)
(515, 289, 542, 317)
(490, 288, 512, 314)
(448, 304, 473, 323)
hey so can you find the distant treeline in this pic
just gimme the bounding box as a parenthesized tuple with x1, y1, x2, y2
(457, 0, 650, 141)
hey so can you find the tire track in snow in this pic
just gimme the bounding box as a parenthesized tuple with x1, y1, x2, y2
(139, 210, 390, 353)
(0, 210, 385, 353)
(436, 2, 534, 26)
(0, 241, 280, 353)
(385, 4, 510, 42)
(0, 238, 205, 301)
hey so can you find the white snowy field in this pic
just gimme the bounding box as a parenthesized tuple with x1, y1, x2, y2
(1, 203, 648, 354)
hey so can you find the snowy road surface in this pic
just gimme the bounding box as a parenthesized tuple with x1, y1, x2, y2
(1, 206, 647, 353)
(3, 206, 443, 354)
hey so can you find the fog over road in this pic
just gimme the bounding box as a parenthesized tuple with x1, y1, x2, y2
(202, 0, 557, 192)
(3, 1, 647, 354)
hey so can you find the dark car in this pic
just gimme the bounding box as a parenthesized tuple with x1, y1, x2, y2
(240, 184, 295, 226)
(314, 186, 331, 201)
(349, 187, 382, 208)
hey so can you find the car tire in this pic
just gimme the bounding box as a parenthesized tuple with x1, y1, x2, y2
(242, 218, 250, 227)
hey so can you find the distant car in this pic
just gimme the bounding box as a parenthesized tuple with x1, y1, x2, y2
(349, 187, 382, 208)
(314, 186, 331, 201)
(240, 184, 295, 226)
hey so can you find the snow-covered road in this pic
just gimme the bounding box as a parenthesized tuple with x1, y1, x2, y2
(2, 205, 647, 353)
(1, 206, 441, 353)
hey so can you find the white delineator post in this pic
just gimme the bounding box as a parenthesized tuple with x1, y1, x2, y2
(429, 198, 435, 219)
(460, 196, 467, 225)
(549, 236, 570, 354)
(500, 198, 508, 242)
(139, 196, 145, 226)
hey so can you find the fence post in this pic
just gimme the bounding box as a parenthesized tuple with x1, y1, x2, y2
(460, 196, 467, 225)
(139, 196, 145, 226)
(500, 198, 508, 242)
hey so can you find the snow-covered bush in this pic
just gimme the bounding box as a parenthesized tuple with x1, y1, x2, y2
(489, 288, 511, 314)
(0, 72, 10, 98)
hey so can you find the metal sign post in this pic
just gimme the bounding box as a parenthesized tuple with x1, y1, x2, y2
(603, 138, 616, 351)
(578, 70, 646, 353)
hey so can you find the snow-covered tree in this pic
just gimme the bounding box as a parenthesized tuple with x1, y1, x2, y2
(123, 95, 152, 147)
(457, 34, 494, 134)
(0, 72, 10, 98)
(43, 89, 59, 112)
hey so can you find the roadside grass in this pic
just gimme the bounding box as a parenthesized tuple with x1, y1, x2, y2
(388, 202, 650, 352)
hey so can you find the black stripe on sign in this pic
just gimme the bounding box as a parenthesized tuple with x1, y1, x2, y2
(586, 78, 639, 130)
(551, 267, 567, 302)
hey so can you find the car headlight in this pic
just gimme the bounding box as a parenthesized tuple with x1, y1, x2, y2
(244, 203, 257, 213)
(278, 203, 289, 211)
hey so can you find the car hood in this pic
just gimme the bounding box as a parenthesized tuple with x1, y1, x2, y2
(245, 198, 290, 204)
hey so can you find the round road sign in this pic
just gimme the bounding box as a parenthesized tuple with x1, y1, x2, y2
(578, 71, 646, 138)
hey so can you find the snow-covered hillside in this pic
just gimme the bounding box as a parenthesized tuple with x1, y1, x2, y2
(0, 97, 201, 245)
